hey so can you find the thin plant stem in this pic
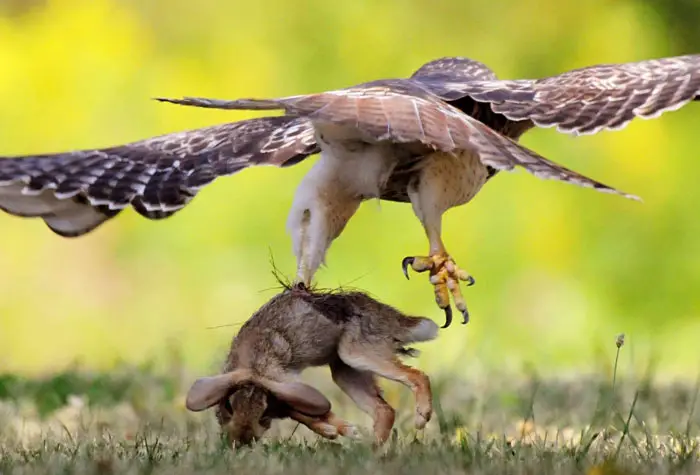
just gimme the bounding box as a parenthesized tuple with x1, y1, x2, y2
(612, 345, 622, 394)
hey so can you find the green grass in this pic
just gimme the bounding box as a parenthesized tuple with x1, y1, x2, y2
(1, 358, 699, 475)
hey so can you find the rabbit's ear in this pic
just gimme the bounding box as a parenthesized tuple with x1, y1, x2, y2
(185, 369, 252, 412)
(255, 377, 331, 416)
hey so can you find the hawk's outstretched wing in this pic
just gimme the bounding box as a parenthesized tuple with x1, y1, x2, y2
(161, 79, 640, 201)
(0, 116, 319, 237)
(414, 54, 700, 135)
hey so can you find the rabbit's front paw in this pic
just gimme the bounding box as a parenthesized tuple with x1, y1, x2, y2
(317, 424, 339, 439)
(339, 424, 362, 440)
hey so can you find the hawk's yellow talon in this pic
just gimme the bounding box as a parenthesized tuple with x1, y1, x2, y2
(441, 306, 453, 329)
(455, 269, 474, 285)
(402, 252, 474, 327)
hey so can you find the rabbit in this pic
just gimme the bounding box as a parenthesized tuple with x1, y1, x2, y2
(185, 283, 439, 447)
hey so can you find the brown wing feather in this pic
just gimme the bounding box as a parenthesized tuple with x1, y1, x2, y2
(0, 116, 319, 237)
(411, 57, 498, 82)
(210, 83, 639, 201)
(418, 54, 700, 135)
(409, 58, 532, 140)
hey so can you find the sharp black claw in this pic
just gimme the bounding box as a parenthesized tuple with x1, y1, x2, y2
(466, 276, 476, 287)
(461, 308, 470, 325)
(441, 306, 453, 329)
(401, 257, 414, 280)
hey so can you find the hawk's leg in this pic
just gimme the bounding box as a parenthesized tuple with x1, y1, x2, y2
(401, 235, 475, 328)
(287, 152, 364, 288)
(403, 150, 489, 328)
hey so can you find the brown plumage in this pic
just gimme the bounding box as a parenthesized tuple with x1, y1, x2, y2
(0, 116, 318, 236)
(415, 55, 700, 135)
(1, 54, 699, 323)
(185, 283, 439, 447)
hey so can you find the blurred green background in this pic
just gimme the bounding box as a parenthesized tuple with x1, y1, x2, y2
(0, 0, 699, 381)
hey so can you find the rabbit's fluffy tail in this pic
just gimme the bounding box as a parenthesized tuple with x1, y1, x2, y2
(399, 317, 439, 344)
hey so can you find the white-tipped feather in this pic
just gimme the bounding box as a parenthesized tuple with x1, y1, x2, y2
(0, 183, 75, 216)
(43, 206, 110, 237)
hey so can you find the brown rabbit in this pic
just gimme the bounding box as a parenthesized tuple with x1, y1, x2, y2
(185, 283, 439, 446)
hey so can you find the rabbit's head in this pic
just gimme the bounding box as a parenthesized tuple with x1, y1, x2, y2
(217, 382, 271, 445)
(185, 369, 331, 446)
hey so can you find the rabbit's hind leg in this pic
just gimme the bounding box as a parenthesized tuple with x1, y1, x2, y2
(330, 360, 395, 446)
(337, 344, 432, 431)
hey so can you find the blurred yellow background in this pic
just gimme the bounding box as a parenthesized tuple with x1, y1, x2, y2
(0, 0, 699, 380)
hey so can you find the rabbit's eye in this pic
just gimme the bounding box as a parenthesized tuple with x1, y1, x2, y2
(259, 416, 272, 429)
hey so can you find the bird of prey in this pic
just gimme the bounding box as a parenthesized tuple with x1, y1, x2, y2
(1, 54, 699, 327)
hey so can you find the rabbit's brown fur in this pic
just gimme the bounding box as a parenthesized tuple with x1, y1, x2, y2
(186, 284, 438, 446)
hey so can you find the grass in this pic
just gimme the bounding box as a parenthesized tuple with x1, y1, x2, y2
(1, 342, 699, 474)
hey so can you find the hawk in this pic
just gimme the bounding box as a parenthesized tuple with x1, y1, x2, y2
(1, 55, 699, 327)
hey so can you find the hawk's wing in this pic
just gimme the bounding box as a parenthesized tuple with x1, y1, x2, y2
(0, 116, 319, 237)
(412, 54, 700, 135)
(410, 56, 498, 83)
(164, 80, 639, 201)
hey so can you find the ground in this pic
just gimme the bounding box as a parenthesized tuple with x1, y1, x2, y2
(0, 357, 699, 475)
